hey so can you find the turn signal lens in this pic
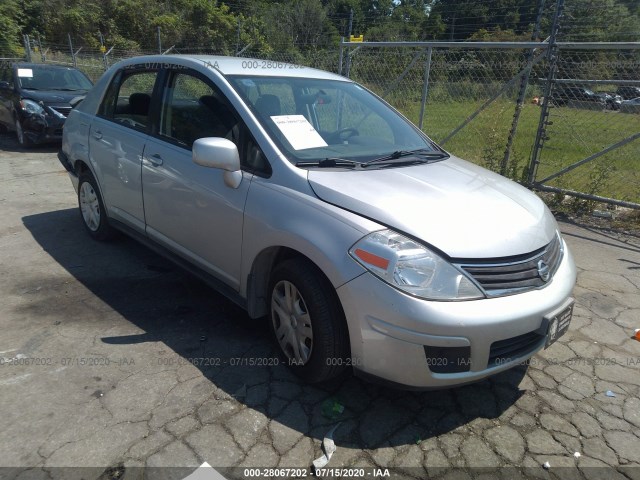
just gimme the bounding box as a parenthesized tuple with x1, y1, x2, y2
(353, 248, 390, 270)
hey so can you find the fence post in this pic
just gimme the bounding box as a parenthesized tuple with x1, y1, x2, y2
(23, 35, 32, 62)
(501, 0, 546, 177)
(67, 33, 77, 68)
(103, 47, 114, 71)
(157, 27, 162, 54)
(37, 34, 45, 62)
(528, 0, 564, 185)
(338, 38, 344, 76)
(418, 47, 433, 130)
(236, 19, 241, 55)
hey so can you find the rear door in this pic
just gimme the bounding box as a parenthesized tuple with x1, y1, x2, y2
(141, 69, 261, 289)
(89, 67, 161, 233)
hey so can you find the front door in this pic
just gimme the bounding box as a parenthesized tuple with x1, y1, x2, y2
(141, 69, 251, 290)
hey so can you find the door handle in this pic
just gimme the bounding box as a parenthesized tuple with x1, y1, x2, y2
(147, 153, 163, 166)
(92, 130, 103, 140)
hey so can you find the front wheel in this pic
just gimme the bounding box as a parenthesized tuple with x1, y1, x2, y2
(15, 118, 31, 148)
(269, 258, 350, 383)
(78, 171, 116, 241)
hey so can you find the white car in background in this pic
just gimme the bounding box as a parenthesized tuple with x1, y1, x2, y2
(620, 97, 640, 113)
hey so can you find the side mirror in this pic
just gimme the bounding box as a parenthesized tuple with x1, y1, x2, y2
(192, 137, 242, 188)
(0, 81, 11, 90)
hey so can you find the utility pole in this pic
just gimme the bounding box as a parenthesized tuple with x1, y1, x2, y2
(157, 26, 162, 54)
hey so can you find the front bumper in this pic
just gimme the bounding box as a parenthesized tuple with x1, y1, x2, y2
(336, 241, 576, 389)
(20, 113, 65, 144)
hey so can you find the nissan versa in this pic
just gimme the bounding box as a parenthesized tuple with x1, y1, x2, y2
(59, 55, 576, 388)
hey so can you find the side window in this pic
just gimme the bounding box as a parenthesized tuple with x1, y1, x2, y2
(98, 70, 158, 132)
(159, 72, 239, 148)
(160, 71, 271, 175)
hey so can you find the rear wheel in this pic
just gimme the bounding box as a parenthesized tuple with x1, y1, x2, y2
(78, 171, 116, 241)
(269, 258, 350, 383)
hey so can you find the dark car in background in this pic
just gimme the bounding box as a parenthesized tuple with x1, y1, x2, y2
(0, 63, 92, 147)
(551, 85, 607, 108)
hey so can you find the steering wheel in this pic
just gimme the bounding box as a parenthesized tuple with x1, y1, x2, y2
(326, 127, 359, 144)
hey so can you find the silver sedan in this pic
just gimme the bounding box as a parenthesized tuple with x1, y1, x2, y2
(60, 55, 576, 388)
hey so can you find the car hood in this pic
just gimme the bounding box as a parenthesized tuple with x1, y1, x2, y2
(20, 89, 88, 106)
(307, 156, 557, 259)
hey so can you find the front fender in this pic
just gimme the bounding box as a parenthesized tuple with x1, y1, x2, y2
(240, 178, 382, 298)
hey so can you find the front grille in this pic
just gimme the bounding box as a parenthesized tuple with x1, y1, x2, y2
(457, 235, 563, 297)
(50, 106, 72, 117)
(488, 330, 544, 366)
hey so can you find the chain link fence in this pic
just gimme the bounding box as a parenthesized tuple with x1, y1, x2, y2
(532, 48, 640, 207)
(341, 41, 640, 207)
(344, 44, 544, 184)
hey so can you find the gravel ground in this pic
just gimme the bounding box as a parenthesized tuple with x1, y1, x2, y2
(1, 132, 639, 480)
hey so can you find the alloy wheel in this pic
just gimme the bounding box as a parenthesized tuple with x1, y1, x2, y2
(271, 280, 314, 364)
(79, 181, 101, 231)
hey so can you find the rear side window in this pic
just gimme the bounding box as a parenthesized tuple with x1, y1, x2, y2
(99, 70, 158, 132)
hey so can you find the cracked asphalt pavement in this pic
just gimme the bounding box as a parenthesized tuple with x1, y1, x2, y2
(1, 132, 639, 480)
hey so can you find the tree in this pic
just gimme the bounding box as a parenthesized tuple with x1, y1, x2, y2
(0, 0, 23, 54)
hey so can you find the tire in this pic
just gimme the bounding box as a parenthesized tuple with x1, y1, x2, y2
(78, 171, 116, 241)
(269, 258, 350, 383)
(15, 118, 31, 148)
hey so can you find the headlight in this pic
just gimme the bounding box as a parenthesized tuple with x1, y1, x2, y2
(19, 99, 45, 115)
(349, 230, 484, 300)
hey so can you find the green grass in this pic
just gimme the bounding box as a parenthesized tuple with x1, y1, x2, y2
(390, 97, 640, 204)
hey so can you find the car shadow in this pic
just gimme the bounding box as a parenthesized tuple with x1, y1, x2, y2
(21, 208, 527, 449)
(0, 132, 60, 153)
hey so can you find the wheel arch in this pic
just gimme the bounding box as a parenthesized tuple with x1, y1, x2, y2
(246, 246, 348, 320)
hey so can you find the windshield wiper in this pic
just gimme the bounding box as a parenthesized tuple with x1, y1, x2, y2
(50, 87, 86, 91)
(362, 149, 449, 167)
(296, 157, 359, 169)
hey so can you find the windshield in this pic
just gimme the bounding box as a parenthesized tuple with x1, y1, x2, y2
(16, 66, 92, 91)
(228, 76, 440, 164)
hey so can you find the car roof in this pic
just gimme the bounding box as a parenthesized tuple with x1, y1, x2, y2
(119, 54, 350, 82)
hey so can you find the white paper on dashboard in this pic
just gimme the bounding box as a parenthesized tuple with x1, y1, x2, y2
(270, 115, 328, 150)
(17, 68, 33, 78)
